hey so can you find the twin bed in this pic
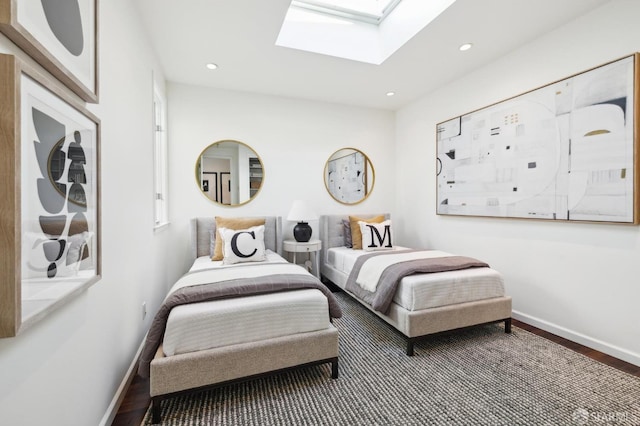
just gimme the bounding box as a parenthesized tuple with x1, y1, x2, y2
(138, 217, 341, 424)
(139, 214, 512, 423)
(319, 214, 512, 355)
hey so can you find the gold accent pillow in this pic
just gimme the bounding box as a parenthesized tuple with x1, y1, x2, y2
(212, 217, 266, 260)
(348, 215, 386, 250)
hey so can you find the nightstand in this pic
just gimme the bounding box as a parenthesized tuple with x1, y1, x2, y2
(283, 239, 322, 279)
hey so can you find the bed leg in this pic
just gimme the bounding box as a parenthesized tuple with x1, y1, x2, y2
(406, 339, 415, 356)
(505, 318, 512, 334)
(331, 358, 339, 379)
(152, 397, 161, 424)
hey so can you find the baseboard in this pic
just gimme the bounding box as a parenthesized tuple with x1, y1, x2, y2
(512, 310, 640, 368)
(99, 339, 145, 426)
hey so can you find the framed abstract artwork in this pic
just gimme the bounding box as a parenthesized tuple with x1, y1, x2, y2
(437, 54, 639, 224)
(0, 0, 98, 102)
(0, 54, 101, 337)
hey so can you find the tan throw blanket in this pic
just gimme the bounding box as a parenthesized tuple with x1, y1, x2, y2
(138, 263, 342, 378)
(345, 249, 489, 314)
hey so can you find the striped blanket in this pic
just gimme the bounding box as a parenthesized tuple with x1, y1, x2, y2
(138, 262, 341, 377)
(345, 250, 489, 314)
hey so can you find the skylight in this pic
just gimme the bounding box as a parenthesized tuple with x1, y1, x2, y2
(276, 0, 457, 65)
(291, 0, 402, 25)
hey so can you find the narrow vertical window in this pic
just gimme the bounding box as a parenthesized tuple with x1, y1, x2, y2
(153, 85, 168, 228)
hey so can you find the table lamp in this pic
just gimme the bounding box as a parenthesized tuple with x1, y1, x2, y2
(287, 200, 317, 242)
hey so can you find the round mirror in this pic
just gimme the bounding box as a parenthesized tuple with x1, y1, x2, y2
(195, 140, 264, 206)
(324, 148, 374, 205)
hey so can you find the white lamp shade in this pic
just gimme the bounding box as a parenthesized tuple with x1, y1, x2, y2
(287, 200, 318, 222)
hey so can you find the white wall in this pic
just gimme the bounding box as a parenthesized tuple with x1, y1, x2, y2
(2, 1, 638, 425)
(395, 0, 640, 366)
(166, 83, 396, 276)
(0, 1, 175, 425)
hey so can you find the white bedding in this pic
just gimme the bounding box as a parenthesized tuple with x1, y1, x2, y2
(355, 250, 452, 292)
(189, 250, 287, 272)
(327, 247, 505, 311)
(163, 251, 332, 356)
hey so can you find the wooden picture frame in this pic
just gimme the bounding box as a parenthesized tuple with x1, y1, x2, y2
(0, 54, 101, 338)
(0, 0, 99, 103)
(436, 54, 640, 224)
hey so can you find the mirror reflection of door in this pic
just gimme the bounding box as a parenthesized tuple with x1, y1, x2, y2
(202, 172, 218, 201)
(220, 172, 231, 205)
(201, 156, 230, 203)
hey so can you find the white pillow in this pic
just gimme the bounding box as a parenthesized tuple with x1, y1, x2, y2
(359, 219, 393, 251)
(22, 232, 48, 275)
(66, 231, 93, 266)
(22, 232, 74, 279)
(218, 225, 267, 264)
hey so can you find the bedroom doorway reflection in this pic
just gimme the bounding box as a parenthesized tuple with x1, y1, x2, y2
(200, 157, 231, 204)
(220, 172, 231, 205)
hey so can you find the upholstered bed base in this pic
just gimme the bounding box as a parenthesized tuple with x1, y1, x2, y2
(150, 326, 339, 423)
(320, 214, 512, 356)
(147, 217, 339, 423)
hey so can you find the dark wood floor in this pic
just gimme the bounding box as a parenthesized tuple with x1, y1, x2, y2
(111, 319, 640, 426)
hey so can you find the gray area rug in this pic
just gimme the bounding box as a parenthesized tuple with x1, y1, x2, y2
(143, 292, 640, 425)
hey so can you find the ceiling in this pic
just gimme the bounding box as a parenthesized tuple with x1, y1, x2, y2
(136, 0, 609, 111)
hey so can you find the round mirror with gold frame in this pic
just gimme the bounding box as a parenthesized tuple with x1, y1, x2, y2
(324, 147, 374, 205)
(195, 140, 264, 206)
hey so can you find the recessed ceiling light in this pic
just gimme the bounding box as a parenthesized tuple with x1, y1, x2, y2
(459, 43, 473, 51)
(206, 63, 218, 70)
(386, 91, 395, 97)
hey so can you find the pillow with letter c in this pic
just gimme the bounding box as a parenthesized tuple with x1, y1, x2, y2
(212, 216, 266, 260)
(218, 225, 267, 265)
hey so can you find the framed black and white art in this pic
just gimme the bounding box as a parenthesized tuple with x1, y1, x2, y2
(437, 54, 639, 224)
(0, 54, 101, 337)
(0, 0, 98, 102)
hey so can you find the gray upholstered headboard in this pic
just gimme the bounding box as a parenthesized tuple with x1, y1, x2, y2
(190, 216, 283, 261)
(319, 213, 390, 274)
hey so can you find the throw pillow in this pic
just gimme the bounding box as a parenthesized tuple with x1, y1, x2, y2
(218, 225, 267, 265)
(66, 231, 92, 266)
(212, 217, 266, 260)
(359, 220, 393, 251)
(342, 219, 353, 248)
(349, 215, 385, 250)
(209, 229, 216, 257)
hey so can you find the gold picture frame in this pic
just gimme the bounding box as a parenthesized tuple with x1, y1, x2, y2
(324, 147, 375, 205)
